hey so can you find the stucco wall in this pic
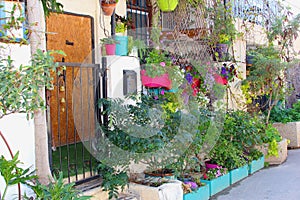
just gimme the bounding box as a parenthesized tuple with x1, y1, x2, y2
(0, 114, 35, 198)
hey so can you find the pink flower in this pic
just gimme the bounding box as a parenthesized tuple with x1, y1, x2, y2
(161, 89, 165, 95)
(160, 62, 166, 67)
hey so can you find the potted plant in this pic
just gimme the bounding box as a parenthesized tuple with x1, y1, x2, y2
(201, 166, 229, 196)
(182, 178, 210, 200)
(115, 15, 133, 56)
(157, 0, 178, 12)
(270, 101, 300, 148)
(256, 125, 288, 165)
(100, 0, 118, 16)
(141, 49, 173, 90)
(100, 37, 118, 55)
(210, 0, 239, 61)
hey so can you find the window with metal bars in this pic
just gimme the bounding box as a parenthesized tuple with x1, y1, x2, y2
(127, 0, 151, 42)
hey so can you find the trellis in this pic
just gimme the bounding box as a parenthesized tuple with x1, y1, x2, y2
(159, 0, 214, 64)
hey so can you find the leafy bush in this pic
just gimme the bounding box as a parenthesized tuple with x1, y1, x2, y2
(27, 173, 91, 200)
(222, 110, 265, 151)
(0, 152, 36, 200)
(262, 125, 282, 158)
(269, 101, 300, 123)
(209, 139, 247, 171)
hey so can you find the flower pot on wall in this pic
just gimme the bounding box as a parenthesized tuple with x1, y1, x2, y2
(246, 55, 255, 67)
(157, 0, 178, 12)
(105, 44, 116, 55)
(215, 43, 228, 60)
(141, 70, 172, 90)
(115, 35, 128, 56)
(101, 2, 117, 16)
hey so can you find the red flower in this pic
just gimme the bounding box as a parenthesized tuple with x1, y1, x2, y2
(203, 173, 208, 180)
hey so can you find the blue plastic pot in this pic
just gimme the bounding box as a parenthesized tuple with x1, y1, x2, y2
(115, 35, 128, 56)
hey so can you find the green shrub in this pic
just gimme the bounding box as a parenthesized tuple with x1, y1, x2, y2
(269, 101, 300, 123)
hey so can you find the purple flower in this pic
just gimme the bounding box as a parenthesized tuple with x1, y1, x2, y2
(185, 73, 193, 84)
(221, 67, 227, 75)
(160, 62, 166, 67)
(184, 181, 198, 189)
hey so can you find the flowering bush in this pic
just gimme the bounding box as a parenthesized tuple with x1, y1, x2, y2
(219, 63, 238, 83)
(203, 166, 227, 180)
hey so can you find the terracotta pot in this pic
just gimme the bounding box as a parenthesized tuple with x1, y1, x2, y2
(101, 2, 117, 16)
(141, 70, 172, 90)
(144, 168, 175, 179)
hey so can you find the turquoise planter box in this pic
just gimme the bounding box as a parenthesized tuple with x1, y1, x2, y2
(201, 173, 230, 196)
(249, 156, 265, 174)
(183, 184, 210, 200)
(115, 35, 128, 56)
(229, 165, 249, 184)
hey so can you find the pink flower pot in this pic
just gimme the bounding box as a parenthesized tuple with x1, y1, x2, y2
(205, 162, 221, 169)
(141, 70, 172, 90)
(105, 44, 116, 55)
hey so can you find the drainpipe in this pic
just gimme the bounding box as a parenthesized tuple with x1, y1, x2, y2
(111, 10, 116, 36)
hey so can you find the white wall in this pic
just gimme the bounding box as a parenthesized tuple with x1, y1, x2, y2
(0, 41, 34, 199)
(0, 114, 35, 199)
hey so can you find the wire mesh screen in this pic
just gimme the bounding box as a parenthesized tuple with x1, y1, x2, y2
(160, 0, 213, 64)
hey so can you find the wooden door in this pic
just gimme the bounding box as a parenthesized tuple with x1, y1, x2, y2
(46, 13, 94, 147)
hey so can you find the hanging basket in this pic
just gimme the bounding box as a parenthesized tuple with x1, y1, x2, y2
(141, 70, 172, 90)
(215, 43, 229, 60)
(157, 0, 178, 12)
(101, 2, 117, 16)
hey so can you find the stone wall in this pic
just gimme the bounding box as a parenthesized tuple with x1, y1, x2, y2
(287, 63, 300, 108)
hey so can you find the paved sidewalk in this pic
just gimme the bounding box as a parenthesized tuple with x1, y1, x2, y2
(211, 149, 300, 200)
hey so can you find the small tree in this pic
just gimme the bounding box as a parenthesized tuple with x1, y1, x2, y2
(242, 7, 300, 125)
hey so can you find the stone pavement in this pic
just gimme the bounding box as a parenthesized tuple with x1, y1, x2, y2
(211, 149, 300, 200)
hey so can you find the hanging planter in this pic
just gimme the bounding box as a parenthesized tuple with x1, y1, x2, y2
(215, 43, 229, 61)
(141, 70, 172, 90)
(100, 0, 118, 16)
(157, 0, 178, 12)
